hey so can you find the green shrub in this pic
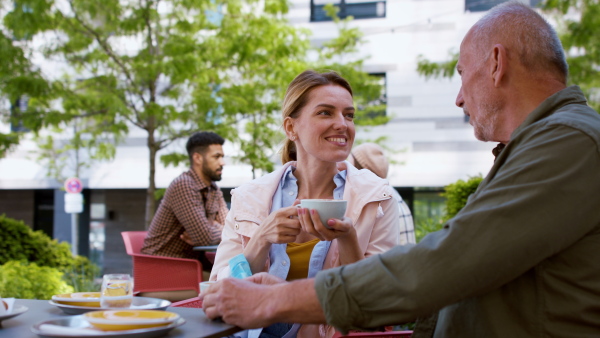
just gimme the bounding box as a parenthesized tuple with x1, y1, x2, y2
(0, 261, 74, 299)
(441, 175, 483, 222)
(0, 214, 71, 267)
(415, 217, 444, 243)
(0, 214, 99, 292)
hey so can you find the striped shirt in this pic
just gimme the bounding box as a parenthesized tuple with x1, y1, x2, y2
(141, 170, 228, 259)
(391, 188, 416, 245)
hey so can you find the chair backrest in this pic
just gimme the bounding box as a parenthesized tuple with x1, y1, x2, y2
(122, 231, 148, 255)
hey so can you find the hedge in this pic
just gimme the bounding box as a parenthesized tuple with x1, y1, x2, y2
(0, 214, 99, 296)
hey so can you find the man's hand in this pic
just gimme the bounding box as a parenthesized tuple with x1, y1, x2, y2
(201, 277, 327, 328)
(180, 231, 194, 245)
(201, 277, 286, 328)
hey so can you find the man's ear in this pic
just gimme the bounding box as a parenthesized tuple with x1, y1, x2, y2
(491, 44, 507, 88)
(192, 152, 203, 167)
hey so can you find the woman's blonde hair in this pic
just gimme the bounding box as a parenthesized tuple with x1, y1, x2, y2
(280, 70, 353, 164)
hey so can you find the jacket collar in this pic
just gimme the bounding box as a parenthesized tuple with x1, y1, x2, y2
(492, 87, 587, 163)
(511, 85, 587, 140)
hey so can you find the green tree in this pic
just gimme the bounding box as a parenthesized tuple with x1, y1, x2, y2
(543, 0, 600, 111)
(161, 3, 389, 179)
(0, 12, 50, 157)
(416, 1, 600, 111)
(229, 3, 388, 178)
(3, 0, 386, 227)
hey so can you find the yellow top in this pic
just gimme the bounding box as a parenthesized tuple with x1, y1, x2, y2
(286, 239, 320, 281)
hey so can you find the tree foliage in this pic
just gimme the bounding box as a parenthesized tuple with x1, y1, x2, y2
(416, 51, 459, 81)
(0, 11, 50, 157)
(415, 0, 600, 111)
(542, 0, 600, 111)
(2, 0, 387, 226)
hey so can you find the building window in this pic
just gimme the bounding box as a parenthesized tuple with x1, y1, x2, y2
(311, 0, 386, 22)
(465, 0, 541, 12)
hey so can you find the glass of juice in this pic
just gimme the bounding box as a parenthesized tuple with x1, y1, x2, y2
(100, 274, 133, 308)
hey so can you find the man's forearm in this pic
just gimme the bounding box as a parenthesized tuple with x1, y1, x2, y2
(268, 278, 327, 325)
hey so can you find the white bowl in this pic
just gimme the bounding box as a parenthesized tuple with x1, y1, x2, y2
(84, 310, 180, 331)
(51, 292, 101, 307)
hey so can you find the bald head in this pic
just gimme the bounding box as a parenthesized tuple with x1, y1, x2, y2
(468, 1, 568, 84)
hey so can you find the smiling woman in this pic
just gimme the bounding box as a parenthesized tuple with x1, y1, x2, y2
(210, 70, 401, 338)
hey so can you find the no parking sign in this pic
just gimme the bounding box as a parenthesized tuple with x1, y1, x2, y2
(64, 177, 83, 214)
(64, 177, 83, 194)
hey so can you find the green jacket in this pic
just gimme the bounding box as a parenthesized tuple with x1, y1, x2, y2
(315, 86, 600, 337)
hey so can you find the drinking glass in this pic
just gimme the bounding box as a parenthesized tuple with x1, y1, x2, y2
(100, 274, 133, 308)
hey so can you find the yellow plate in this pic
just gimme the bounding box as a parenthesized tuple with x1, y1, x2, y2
(84, 310, 180, 331)
(52, 292, 101, 307)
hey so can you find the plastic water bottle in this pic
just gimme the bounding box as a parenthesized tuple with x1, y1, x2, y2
(229, 253, 252, 279)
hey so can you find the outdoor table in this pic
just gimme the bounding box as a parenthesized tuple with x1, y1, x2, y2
(192, 245, 219, 252)
(0, 298, 241, 338)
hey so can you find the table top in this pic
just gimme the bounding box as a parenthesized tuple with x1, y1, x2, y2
(0, 299, 241, 338)
(192, 245, 219, 251)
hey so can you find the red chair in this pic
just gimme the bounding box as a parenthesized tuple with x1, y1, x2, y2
(121, 231, 203, 300)
(171, 296, 203, 308)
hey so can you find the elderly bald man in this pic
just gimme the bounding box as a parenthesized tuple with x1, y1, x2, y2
(201, 2, 600, 337)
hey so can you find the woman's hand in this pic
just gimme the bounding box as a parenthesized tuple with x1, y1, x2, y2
(255, 205, 302, 245)
(298, 209, 363, 265)
(297, 208, 355, 241)
(244, 205, 302, 273)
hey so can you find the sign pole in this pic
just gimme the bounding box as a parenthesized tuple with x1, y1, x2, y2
(71, 213, 79, 256)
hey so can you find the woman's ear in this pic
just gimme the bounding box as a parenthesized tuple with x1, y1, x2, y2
(283, 116, 295, 139)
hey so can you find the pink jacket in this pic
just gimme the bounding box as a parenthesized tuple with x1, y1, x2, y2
(210, 161, 400, 337)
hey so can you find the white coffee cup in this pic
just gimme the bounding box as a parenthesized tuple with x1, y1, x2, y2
(297, 199, 347, 229)
(200, 281, 216, 294)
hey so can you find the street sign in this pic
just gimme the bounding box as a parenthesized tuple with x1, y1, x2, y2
(65, 193, 84, 214)
(64, 177, 83, 194)
(64, 178, 84, 256)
